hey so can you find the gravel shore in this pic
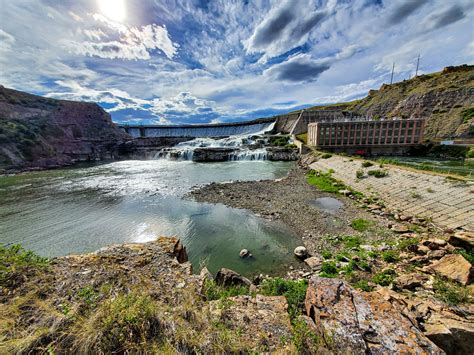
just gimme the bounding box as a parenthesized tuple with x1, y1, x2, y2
(187, 165, 389, 255)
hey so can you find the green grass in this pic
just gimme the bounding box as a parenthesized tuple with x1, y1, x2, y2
(269, 135, 290, 147)
(356, 169, 364, 179)
(321, 250, 332, 259)
(319, 262, 338, 278)
(372, 269, 396, 286)
(361, 161, 373, 168)
(296, 133, 307, 144)
(367, 169, 388, 178)
(202, 280, 250, 301)
(350, 218, 371, 232)
(0, 244, 49, 287)
(381, 250, 399, 263)
(260, 278, 308, 320)
(343, 236, 362, 248)
(321, 153, 332, 159)
(306, 170, 345, 194)
(353, 279, 374, 292)
(433, 278, 470, 305)
(455, 248, 474, 264)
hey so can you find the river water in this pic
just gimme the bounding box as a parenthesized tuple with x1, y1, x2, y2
(0, 159, 301, 277)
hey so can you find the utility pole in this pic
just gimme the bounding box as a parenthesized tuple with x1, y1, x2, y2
(415, 54, 420, 77)
(390, 63, 395, 84)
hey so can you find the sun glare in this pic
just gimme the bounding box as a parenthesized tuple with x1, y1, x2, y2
(98, 0, 126, 22)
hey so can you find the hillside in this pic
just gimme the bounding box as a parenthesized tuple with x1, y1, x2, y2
(0, 86, 129, 171)
(308, 65, 474, 140)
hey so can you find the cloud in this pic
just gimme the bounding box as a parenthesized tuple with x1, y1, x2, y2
(264, 54, 331, 82)
(70, 16, 178, 60)
(0, 29, 15, 51)
(387, 0, 429, 25)
(422, 5, 466, 31)
(244, 0, 329, 61)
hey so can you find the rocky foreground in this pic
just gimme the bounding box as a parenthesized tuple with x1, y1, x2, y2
(2, 236, 472, 353)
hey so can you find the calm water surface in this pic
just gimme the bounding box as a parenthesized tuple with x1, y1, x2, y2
(0, 160, 301, 276)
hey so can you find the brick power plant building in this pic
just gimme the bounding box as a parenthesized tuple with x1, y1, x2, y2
(307, 118, 425, 155)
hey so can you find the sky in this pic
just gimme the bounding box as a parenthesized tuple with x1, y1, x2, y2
(0, 0, 473, 125)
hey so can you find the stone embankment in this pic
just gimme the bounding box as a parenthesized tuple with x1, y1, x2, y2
(311, 155, 474, 231)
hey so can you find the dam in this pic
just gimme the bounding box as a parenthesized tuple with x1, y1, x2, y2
(119, 118, 276, 138)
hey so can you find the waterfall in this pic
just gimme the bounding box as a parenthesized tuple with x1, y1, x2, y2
(154, 122, 275, 161)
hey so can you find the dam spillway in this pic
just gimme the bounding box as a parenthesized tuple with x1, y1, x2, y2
(119, 118, 276, 138)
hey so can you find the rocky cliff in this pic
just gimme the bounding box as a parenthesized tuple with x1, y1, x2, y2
(0, 85, 129, 171)
(307, 64, 474, 140)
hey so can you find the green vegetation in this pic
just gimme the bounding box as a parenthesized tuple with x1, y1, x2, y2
(321, 153, 332, 159)
(461, 108, 474, 123)
(202, 279, 250, 301)
(409, 191, 422, 199)
(455, 248, 474, 264)
(321, 250, 332, 259)
(291, 317, 324, 352)
(0, 244, 49, 287)
(260, 278, 308, 320)
(77, 286, 100, 306)
(350, 218, 371, 232)
(320, 261, 338, 278)
(356, 169, 364, 179)
(361, 161, 373, 168)
(296, 133, 307, 144)
(433, 278, 471, 305)
(381, 250, 399, 263)
(306, 170, 363, 198)
(353, 279, 374, 292)
(269, 135, 290, 147)
(367, 169, 389, 178)
(372, 269, 396, 286)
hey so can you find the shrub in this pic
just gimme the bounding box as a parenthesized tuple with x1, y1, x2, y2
(321, 153, 332, 159)
(350, 219, 371, 232)
(343, 236, 361, 249)
(202, 279, 250, 301)
(353, 279, 374, 292)
(372, 269, 396, 286)
(356, 169, 364, 179)
(381, 250, 399, 263)
(320, 262, 338, 278)
(433, 278, 470, 305)
(368, 169, 388, 178)
(269, 135, 290, 147)
(260, 278, 308, 320)
(0, 244, 49, 287)
(361, 161, 373, 168)
(321, 250, 332, 259)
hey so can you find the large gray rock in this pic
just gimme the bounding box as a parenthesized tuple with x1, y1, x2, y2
(215, 268, 252, 287)
(304, 276, 442, 354)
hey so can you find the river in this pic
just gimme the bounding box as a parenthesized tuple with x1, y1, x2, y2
(0, 159, 301, 277)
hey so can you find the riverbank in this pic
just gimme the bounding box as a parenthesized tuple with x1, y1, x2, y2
(187, 165, 393, 256)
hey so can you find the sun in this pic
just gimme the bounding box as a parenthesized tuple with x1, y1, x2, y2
(98, 0, 126, 22)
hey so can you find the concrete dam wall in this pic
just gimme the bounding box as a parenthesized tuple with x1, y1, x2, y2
(119, 118, 276, 138)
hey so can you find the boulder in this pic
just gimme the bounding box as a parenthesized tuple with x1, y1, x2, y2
(304, 276, 442, 354)
(417, 245, 431, 255)
(391, 225, 410, 233)
(239, 249, 251, 258)
(394, 273, 428, 290)
(158, 236, 188, 263)
(294, 246, 308, 259)
(448, 231, 474, 250)
(424, 308, 474, 354)
(427, 249, 446, 259)
(304, 256, 322, 270)
(215, 268, 252, 287)
(429, 254, 473, 285)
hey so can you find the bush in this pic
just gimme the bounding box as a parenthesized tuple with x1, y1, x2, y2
(202, 279, 250, 301)
(361, 161, 373, 167)
(320, 262, 338, 278)
(321, 153, 332, 159)
(353, 279, 374, 292)
(350, 219, 371, 232)
(0, 244, 49, 287)
(260, 278, 308, 320)
(321, 250, 332, 259)
(381, 250, 399, 263)
(356, 169, 364, 179)
(433, 278, 470, 305)
(368, 169, 388, 178)
(269, 135, 290, 147)
(372, 269, 396, 286)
